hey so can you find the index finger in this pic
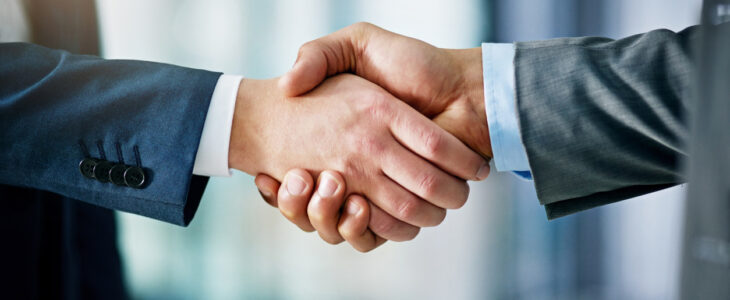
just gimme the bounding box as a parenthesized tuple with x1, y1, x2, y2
(388, 99, 490, 181)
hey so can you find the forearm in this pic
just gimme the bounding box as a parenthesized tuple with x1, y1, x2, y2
(515, 26, 701, 216)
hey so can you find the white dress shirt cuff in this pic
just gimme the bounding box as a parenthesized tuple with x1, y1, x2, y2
(192, 74, 242, 177)
(481, 43, 531, 173)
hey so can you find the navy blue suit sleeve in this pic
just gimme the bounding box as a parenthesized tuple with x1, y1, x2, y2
(0, 43, 222, 226)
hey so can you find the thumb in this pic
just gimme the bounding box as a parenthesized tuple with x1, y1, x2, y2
(278, 42, 330, 96)
(279, 24, 364, 97)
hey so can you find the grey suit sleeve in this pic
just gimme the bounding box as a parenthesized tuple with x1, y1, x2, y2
(513, 25, 710, 219)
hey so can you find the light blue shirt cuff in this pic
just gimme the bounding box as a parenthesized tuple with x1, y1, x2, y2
(481, 43, 532, 178)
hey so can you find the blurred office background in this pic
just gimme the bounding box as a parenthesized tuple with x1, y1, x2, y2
(95, 0, 702, 299)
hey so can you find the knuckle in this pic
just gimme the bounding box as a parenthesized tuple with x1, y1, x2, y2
(364, 94, 392, 120)
(279, 206, 298, 220)
(299, 40, 320, 52)
(356, 135, 387, 156)
(351, 21, 375, 32)
(420, 129, 443, 157)
(395, 197, 420, 222)
(417, 173, 440, 200)
(308, 209, 325, 224)
(338, 225, 355, 240)
(370, 215, 397, 236)
(340, 157, 365, 179)
(307, 200, 329, 224)
(353, 21, 373, 28)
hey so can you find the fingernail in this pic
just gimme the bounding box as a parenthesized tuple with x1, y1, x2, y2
(476, 162, 490, 180)
(285, 174, 307, 196)
(259, 188, 273, 199)
(317, 173, 338, 197)
(258, 189, 275, 206)
(347, 200, 362, 215)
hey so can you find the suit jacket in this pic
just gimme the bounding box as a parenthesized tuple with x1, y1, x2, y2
(0, 0, 217, 298)
(512, 2, 729, 298)
(0, 42, 219, 225)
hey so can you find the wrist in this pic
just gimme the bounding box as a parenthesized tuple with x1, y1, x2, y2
(229, 78, 277, 174)
(445, 47, 493, 158)
(456, 48, 486, 113)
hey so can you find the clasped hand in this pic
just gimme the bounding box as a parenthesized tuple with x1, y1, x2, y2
(229, 23, 492, 252)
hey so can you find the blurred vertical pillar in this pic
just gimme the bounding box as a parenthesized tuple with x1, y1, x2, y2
(488, 0, 613, 298)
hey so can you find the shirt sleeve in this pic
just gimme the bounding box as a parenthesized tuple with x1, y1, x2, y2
(481, 43, 532, 179)
(192, 74, 243, 177)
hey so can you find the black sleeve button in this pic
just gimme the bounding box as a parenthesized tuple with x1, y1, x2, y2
(93, 160, 114, 183)
(109, 164, 129, 186)
(123, 166, 146, 189)
(79, 158, 99, 179)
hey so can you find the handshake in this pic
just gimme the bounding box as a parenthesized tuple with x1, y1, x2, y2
(230, 23, 493, 252)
